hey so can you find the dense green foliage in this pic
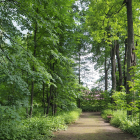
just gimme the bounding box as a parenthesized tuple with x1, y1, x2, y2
(101, 109, 140, 139)
(0, 0, 84, 112)
(100, 89, 140, 139)
(0, 108, 81, 140)
(81, 89, 111, 112)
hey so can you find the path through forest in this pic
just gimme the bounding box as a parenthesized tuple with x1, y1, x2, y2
(53, 112, 137, 140)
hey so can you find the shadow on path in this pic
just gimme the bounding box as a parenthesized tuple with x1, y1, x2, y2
(53, 112, 137, 140)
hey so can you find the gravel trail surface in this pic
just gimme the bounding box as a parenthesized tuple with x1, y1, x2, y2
(53, 112, 138, 140)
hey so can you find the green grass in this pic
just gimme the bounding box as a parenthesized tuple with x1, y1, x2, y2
(61, 109, 82, 124)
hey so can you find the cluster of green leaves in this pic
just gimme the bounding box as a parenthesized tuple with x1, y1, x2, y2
(112, 88, 127, 110)
(110, 89, 140, 116)
(131, 43, 140, 103)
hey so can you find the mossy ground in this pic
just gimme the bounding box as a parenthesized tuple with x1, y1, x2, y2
(53, 112, 137, 140)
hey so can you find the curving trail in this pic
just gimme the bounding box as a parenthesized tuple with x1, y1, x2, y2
(53, 112, 137, 140)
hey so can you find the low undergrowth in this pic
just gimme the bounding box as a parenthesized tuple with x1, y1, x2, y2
(81, 104, 102, 112)
(101, 109, 140, 139)
(0, 108, 82, 140)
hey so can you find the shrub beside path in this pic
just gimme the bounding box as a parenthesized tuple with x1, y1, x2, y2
(53, 112, 137, 140)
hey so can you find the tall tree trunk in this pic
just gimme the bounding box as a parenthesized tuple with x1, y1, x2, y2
(116, 41, 123, 91)
(123, 39, 127, 88)
(126, 0, 135, 116)
(29, 22, 37, 117)
(46, 87, 49, 115)
(105, 56, 107, 91)
(26, 34, 29, 118)
(78, 52, 81, 108)
(105, 52, 111, 91)
(54, 88, 57, 115)
(46, 85, 52, 115)
(111, 42, 116, 92)
(46, 56, 55, 115)
(52, 63, 55, 116)
(110, 42, 116, 103)
(43, 82, 45, 115)
(52, 93, 54, 116)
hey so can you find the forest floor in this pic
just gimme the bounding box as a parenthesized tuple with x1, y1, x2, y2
(53, 112, 138, 140)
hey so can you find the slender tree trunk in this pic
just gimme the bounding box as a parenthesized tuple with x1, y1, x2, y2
(30, 81, 34, 117)
(26, 34, 29, 118)
(46, 57, 55, 115)
(126, 0, 135, 116)
(123, 39, 127, 88)
(78, 52, 81, 108)
(105, 53, 111, 91)
(116, 41, 123, 91)
(29, 22, 37, 117)
(46, 85, 52, 115)
(52, 93, 54, 116)
(54, 88, 57, 115)
(111, 42, 116, 92)
(104, 55, 110, 91)
(46, 87, 49, 115)
(105, 56, 107, 91)
(43, 82, 45, 115)
(52, 63, 55, 116)
(110, 42, 116, 104)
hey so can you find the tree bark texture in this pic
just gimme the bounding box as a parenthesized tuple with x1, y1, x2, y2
(46, 85, 52, 115)
(116, 41, 123, 91)
(47, 56, 55, 116)
(105, 56, 108, 91)
(46, 56, 54, 115)
(111, 43, 116, 92)
(105, 54, 110, 91)
(26, 36, 29, 118)
(52, 63, 55, 116)
(123, 39, 127, 88)
(78, 52, 81, 108)
(43, 82, 45, 115)
(126, 0, 135, 116)
(46, 87, 49, 115)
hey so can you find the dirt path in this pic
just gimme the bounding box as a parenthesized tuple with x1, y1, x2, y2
(53, 112, 138, 140)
